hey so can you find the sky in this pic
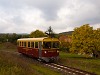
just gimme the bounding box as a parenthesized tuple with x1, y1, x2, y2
(0, 0, 100, 33)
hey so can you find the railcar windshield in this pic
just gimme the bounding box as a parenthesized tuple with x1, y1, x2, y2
(52, 42, 59, 48)
(43, 41, 59, 49)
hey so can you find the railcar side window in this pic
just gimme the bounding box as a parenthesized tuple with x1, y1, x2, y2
(24, 42, 26, 47)
(20, 42, 21, 46)
(31, 42, 34, 48)
(28, 42, 30, 47)
(22, 42, 23, 47)
(35, 42, 38, 48)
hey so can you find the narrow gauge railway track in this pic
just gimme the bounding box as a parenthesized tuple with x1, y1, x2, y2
(45, 63, 96, 75)
(1, 50, 96, 75)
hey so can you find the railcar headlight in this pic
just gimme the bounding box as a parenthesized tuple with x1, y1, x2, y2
(57, 50, 59, 53)
(44, 51, 47, 54)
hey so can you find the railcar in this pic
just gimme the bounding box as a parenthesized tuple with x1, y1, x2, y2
(17, 37, 59, 62)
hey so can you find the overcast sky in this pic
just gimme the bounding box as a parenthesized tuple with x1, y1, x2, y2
(0, 0, 100, 33)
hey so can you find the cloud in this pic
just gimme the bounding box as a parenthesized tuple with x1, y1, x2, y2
(0, 0, 100, 33)
(22, 0, 67, 20)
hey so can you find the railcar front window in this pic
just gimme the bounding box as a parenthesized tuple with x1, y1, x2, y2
(43, 42, 51, 48)
(52, 42, 59, 48)
(43, 42, 59, 49)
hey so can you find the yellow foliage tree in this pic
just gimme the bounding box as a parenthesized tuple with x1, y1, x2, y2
(70, 24, 100, 57)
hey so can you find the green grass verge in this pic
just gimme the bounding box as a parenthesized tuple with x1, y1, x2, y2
(31, 64, 62, 75)
(59, 51, 100, 75)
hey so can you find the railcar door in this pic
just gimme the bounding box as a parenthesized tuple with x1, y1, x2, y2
(39, 41, 42, 58)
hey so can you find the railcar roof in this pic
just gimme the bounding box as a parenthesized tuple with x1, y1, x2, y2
(17, 37, 59, 41)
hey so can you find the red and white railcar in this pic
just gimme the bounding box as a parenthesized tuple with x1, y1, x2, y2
(17, 37, 59, 62)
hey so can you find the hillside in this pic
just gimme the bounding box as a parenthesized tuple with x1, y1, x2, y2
(59, 31, 73, 35)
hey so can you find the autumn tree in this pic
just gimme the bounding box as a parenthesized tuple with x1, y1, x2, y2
(30, 30, 46, 38)
(92, 28, 100, 57)
(70, 24, 100, 57)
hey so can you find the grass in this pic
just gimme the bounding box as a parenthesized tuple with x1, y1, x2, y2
(0, 42, 100, 75)
(0, 51, 63, 75)
(58, 51, 100, 75)
(0, 42, 17, 51)
(31, 64, 62, 75)
(0, 42, 62, 75)
(0, 51, 36, 75)
(0, 42, 58, 75)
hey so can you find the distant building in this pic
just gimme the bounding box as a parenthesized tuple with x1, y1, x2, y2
(59, 35, 72, 42)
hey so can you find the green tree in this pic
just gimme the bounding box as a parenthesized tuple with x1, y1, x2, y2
(30, 30, 46, 38)
(70, 24, 100, 57)
(0, 33, 29, 44)
(45, 26, 55, 38)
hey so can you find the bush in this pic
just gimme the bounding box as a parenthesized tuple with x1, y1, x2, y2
(59, 42, 71, 52)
